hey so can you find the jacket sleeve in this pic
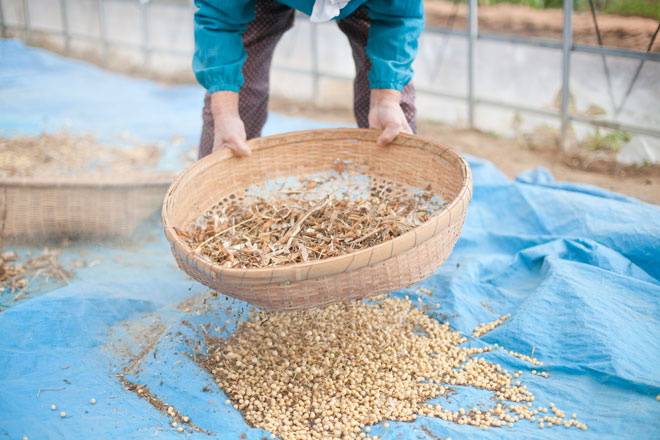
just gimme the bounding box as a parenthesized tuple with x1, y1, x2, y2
(362, 0, 424, 91)
(193, 0, 255, 93)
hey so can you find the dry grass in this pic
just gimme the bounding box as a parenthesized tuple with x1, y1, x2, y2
(0, 132, 162, 178)
(0, 249, 84, 301)
(178, 175, 445, 268)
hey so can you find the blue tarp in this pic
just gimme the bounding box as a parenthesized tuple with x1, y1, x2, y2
(1, 39, 659, 440)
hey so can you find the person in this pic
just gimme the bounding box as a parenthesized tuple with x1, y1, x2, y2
(193, 0, 424, 159)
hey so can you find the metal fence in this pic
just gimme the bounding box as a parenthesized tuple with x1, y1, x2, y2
(1, 0, 659, 144)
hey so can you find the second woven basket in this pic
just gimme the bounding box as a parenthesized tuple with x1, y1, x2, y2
(163, 128, 472, 311)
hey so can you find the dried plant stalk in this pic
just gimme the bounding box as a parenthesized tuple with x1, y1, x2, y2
(0, 250, 83, 301)
(180, 175, 446, 268)
(0, 132, 162, 178)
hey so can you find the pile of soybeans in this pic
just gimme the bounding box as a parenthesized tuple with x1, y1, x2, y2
(200, 297, 587, 440)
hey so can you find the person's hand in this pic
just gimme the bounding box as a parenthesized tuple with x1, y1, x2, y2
(210, 91, 252, 157)
(368, 89, 413, 147)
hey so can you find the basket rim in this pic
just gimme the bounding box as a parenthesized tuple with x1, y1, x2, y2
(162, 128, 472, 282)
(0, 171, 177, 188)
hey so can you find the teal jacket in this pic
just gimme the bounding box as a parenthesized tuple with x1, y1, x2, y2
(193, 0, 424, 94)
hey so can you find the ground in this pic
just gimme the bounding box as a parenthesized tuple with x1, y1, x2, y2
(421, 125, 660, 205)
(270, 97, 660, 205)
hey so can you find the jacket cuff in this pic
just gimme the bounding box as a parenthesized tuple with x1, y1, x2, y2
(207, 83, 241, 94)
(193, 60, 244, 94)
(368, 80, 406, 92)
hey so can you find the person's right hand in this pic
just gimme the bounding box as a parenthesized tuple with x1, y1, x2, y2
(210, 91, 252, 157)
(368, 89, 413, 147)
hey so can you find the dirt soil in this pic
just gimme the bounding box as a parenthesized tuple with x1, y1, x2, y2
(425, 2, 660, 52)
(269, 97, 660, 205)
(421, 124, 660, 205)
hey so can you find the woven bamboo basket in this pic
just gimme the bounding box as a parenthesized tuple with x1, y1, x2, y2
(0, 173, 175, 243)
(162, 128, 472, 311)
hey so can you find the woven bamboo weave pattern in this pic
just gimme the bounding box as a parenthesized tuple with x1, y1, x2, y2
(162, 128, 472, 310)
(0, 173, 174, 243)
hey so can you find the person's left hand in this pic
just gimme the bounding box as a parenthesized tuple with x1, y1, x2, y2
(368, 89, 413, 147)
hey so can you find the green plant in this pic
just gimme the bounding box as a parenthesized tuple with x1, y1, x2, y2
(601, 0, 660, 20)
(583, 128, 633, 152)
(471, 0, 660, 20)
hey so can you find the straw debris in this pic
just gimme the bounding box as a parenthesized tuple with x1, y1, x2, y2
(0, 132, 162, 178)
(180, 177, 445, 268)
(199, 297, 586, 440)
(0, 250, 83, 301)
(119, 377, 208, 434)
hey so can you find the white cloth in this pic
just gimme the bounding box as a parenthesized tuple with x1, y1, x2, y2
(310, 0, 351, 22)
